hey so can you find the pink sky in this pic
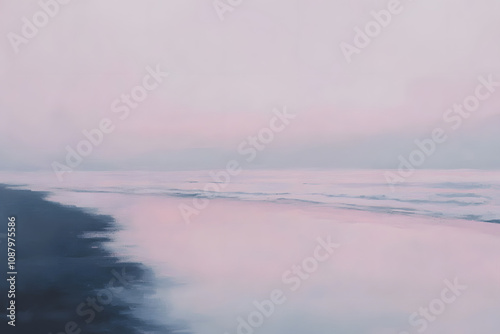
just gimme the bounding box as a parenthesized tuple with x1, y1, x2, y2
(0, 0, 499, 170)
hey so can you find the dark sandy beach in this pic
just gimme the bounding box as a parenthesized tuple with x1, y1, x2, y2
(0, 185, 179, 334)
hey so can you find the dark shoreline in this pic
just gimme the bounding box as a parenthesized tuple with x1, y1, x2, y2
(0, 185, 180, 334)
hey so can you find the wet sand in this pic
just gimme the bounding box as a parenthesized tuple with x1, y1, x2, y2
(0, 185, 181, 334)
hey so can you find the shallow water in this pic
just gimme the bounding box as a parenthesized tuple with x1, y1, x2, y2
(1, 170, 500, 334)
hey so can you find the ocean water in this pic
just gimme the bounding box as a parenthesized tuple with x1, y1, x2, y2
(1, 170, 500, 334)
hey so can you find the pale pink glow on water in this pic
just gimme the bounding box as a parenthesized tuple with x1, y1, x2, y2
(2, 169, 492, 334)
(67, 195, 500, 334)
